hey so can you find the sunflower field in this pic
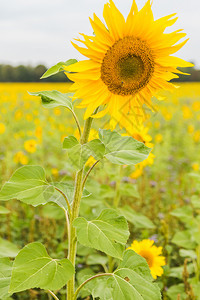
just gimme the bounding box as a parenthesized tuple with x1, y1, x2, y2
(0, 0, 199, 300)
(1, 81, 200, 300)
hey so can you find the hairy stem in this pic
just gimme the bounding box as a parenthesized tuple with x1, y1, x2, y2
(73, 273, 113, 299)
(82, 160, 100, 190)
(54, 186, 71, 215)
(67, 116, 94, 299)
(71, 110, 82, 137)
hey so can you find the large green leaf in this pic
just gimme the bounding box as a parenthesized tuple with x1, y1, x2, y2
(0, 166, 89, 210)
(40, 59, 77, 79)
(77, 251, 160, 300)
(9, 242, 74, 293)
(0, 166, 51, 206)
(0, 238, 19, 258)
(99, 129, 151, 165)
(0, 258, 13, 299)
(73, 209, 129, 259)
(29, 90, 74, 112)
(64, 139, 105, 170)
(118, 206, 155, 229)
(172, 230, 196, 249)
(107, 250, 161, 300)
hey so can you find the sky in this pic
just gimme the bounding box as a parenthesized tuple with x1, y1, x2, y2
(0, 0, 199, 68)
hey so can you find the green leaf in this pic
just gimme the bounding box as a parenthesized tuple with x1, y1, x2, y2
(0, 258, 13, 299)
(86, 254, 108, 266)
(179, 249, 197, 259)
(0, 206, 10, 214)
(49, 182, 90, 210)
(118, 206, 155, 229)
(170, 206, 193, 224)
(119, 250, 153, 281)
(0, 238, 19, 258)
(64, 138, 105, 170)
(169, 263, 194, 279)
(40, 59, 77, 79)
(107, 251, 161, 300)
(120, 183, 140, 198)
(9, 242, 74, 293)
(166, 284, 186, 300)
(0, 166, 51, 206)
(80, 251, 160, 300)
(99, 129, 151, 165)
(29, 90, 74, 111)
(172, 230, 196, 249)
(63, 136, 79, 149)
(73, 209, 129, 259)
(0, 166, 90, 211)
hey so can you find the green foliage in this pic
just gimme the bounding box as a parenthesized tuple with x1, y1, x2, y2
(118, 206, 155, 229)
(99, 129, 151, 165)
(0, 206, 10, 214)
(0, 166, 90, 211)
(0, 258, 13, 299)
(106, 250, 161, 300)
(64, 138, 105, 170)
(83, 251, 161, 300)
(0, 238, 19, 258)
(0, 166, 49, 206)
(73, 209, 129, 259)
(29, 90, 74, 112)
(63, 129, 151, 170)
(9, 242, 74, 293)
(40, 59, 77, 79)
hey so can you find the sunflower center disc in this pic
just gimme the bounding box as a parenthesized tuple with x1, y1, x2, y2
(101, 37, 154, 96)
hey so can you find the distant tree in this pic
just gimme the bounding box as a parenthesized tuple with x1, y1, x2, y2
(0, 63, 198, 82)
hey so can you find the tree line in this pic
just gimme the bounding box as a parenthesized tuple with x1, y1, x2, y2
(0, 63, 199, 82)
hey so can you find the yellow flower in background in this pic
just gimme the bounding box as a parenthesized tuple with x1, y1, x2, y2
(155, 133, 163, 143)
(14, 151, 28, 165)
(131, 125, 153, 148)
(51, 168, 59, 177)
(154, 121, 160, 129)
(129, 125, 155, 178)
(54, 108, 61, 116)
(128, 239, 165, 279)
(187, 124, 194, 134)
(24, 139, 37, 153)
(192, 162, 199, 172)
(182, 106, 192, 119)
(14, 110, 23, 121)
(0, 123, 6, 134)
(193, 130, 200, 143)
(65, 0, 192, 130)
(192, 101, 200, 112)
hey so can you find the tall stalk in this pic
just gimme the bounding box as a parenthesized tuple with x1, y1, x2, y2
(67, 116, 93, 300)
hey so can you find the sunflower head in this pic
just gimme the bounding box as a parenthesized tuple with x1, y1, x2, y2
(128, 239, 165, 279)
(65, 0, 193, 130)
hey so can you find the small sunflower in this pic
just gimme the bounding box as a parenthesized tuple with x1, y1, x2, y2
(24, 139, 37, 154)
(65, 0, 192, 129)
(128, 239, 165, 279)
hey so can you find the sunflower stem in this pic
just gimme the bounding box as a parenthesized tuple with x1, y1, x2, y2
(67, 116, 94, 300)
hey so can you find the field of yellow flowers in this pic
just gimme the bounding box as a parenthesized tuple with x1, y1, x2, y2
(1, 82, 200, 299)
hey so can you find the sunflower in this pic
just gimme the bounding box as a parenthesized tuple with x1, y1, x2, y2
(129, 125, 155, 178)
(128, 239, 165, 279)
(64, 0, 192, 130)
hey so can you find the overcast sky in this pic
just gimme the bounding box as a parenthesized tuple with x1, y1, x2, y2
(0, 0, 199, 68)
